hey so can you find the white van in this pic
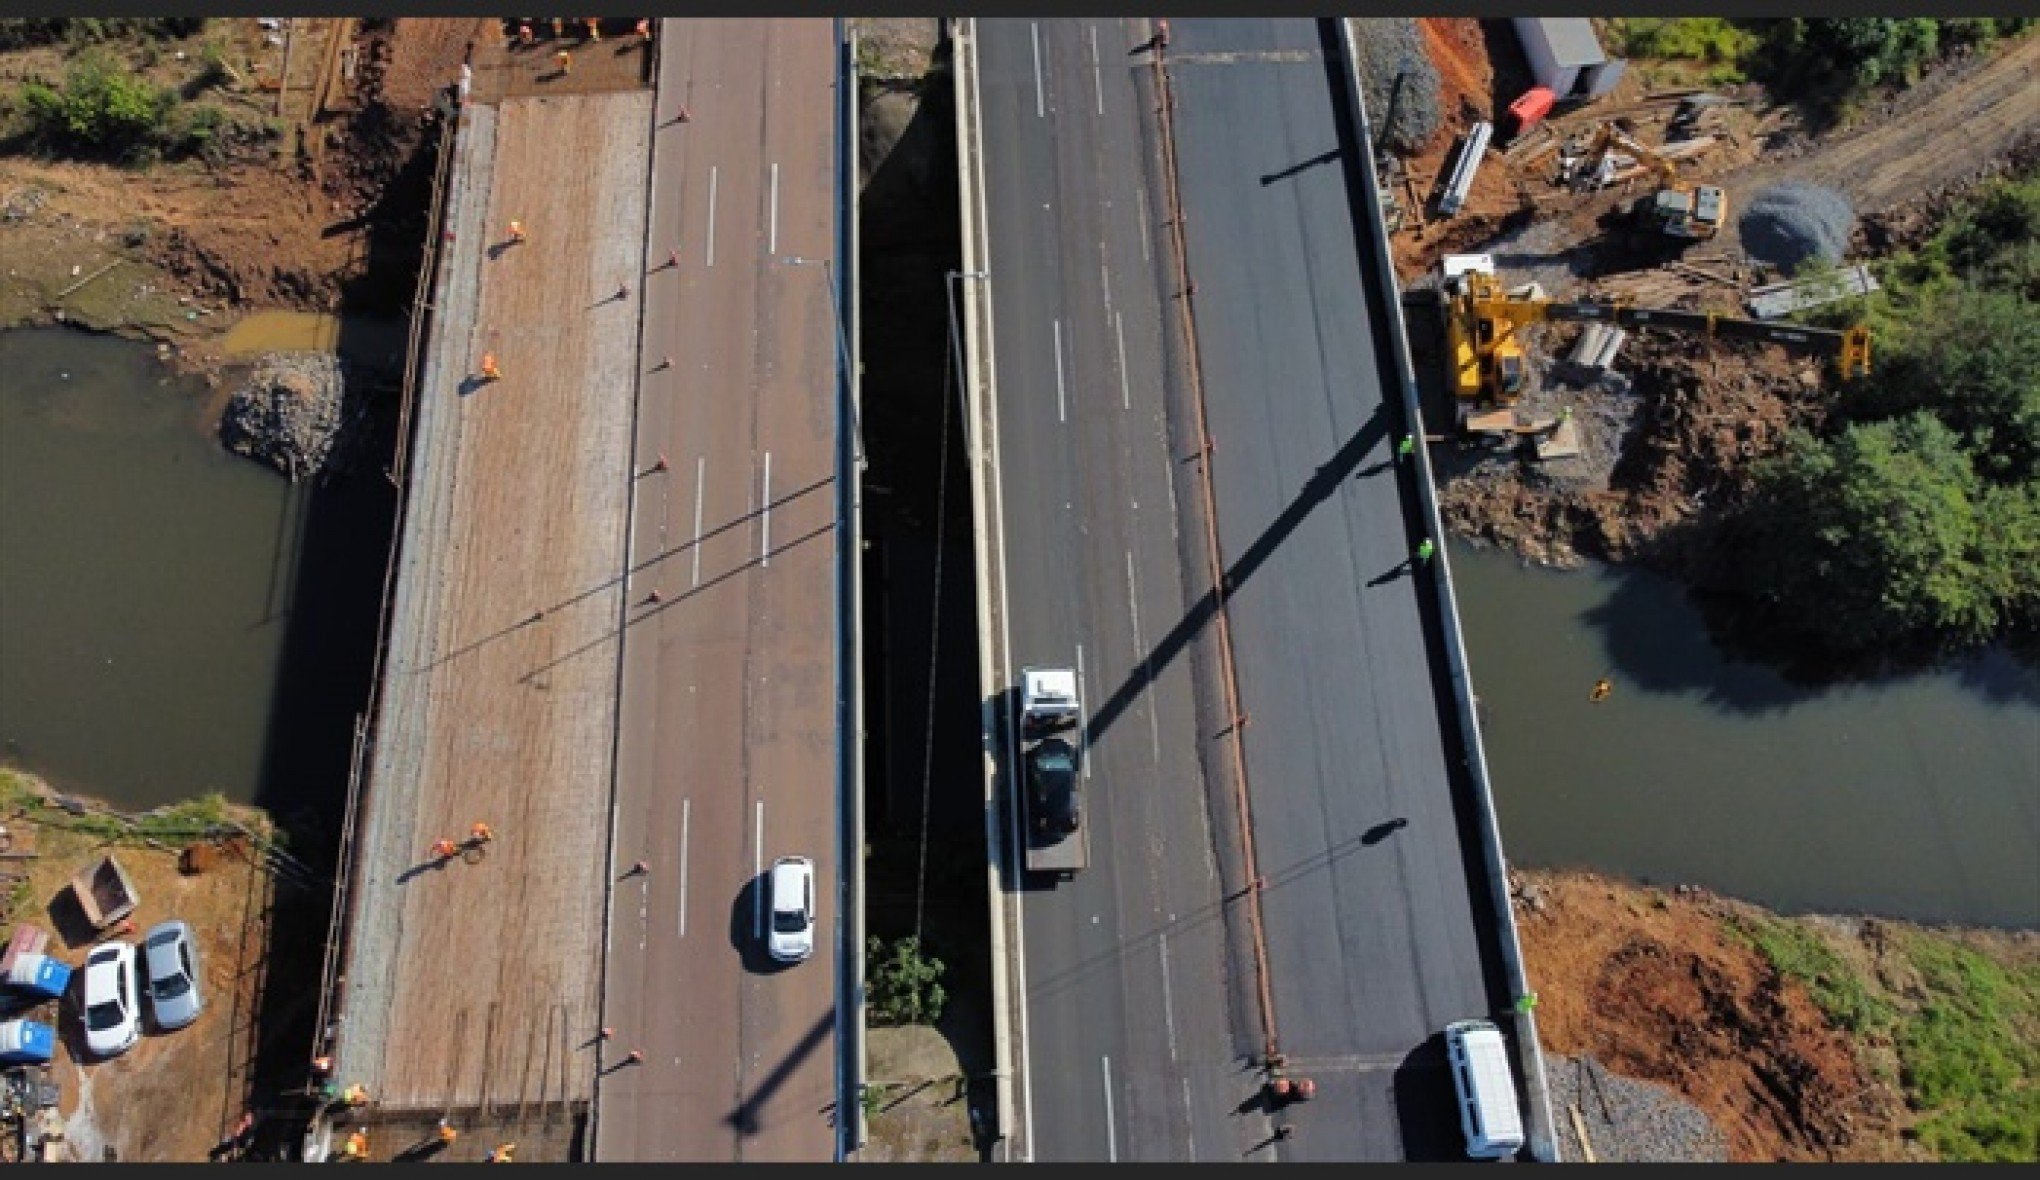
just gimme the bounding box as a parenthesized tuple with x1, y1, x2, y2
(1445, 1019, 1525, 1160)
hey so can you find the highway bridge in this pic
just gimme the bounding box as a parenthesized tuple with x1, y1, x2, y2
(315, 14, 1546, 1164)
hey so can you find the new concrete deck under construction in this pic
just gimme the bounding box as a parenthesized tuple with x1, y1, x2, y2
(331, 88, 651, 1119)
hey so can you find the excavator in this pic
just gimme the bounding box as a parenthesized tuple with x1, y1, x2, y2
(1441, 256, 1872, 408)
(1566, 124, 1727, 243)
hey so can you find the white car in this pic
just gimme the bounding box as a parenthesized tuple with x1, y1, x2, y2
(81, 941, 140, 1058)
(765, 856, 816, 963)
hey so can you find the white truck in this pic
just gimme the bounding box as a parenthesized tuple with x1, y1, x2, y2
(1018, 666, 1088, 878)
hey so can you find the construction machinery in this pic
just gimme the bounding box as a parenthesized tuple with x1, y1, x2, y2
(1564, 124, 1726, 242)
(1440, 255, 1872, 408)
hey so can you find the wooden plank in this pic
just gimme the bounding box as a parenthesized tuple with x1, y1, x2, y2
(1569, 1102, 1599, 1163)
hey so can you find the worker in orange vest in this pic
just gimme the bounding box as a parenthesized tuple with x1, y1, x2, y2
(480, 353, 501, 382)
(341, 1130, 369, 1161)
(486, 1142, 517, 1163)
(436, 1119, 459, 1145)
(430, 838, 459, 860)
(555, 49, 572, 76)
(470, 821, 495, 845)
(507, 219, 526, 244)
(586, 18, 601, 42)
(637, 19, 652, 43)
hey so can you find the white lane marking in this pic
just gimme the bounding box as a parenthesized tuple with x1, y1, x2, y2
(1164, 435, 1180, 542)
(706, 165, 719, 268)
(1052, 319, 1067, 424)
(1158, 931, 1179, 1064)
(1101, 258, 1112, 314)
(753, 798, 764, 936)
(1090, 24, 1104, 116)
(1136, 182, 1153, 262)
(691, 458, 706, 587)
(1031, 23, 1045, 118)
(760, 450, 773, 566)
(1075, 642, 1092, 781)
(1128, 550, 1159, 762)
(1182, 1077, 1196, 1160)
(768, 162, 780, 256)
(1114, 311, 1131, 411)
(678, 798, 692, 938)
(1102, 1055, 1119, 1162)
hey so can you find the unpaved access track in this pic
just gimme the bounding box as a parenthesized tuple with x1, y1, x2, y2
(331, 88, 651, 1123)
(1716, 34, 2040, 254)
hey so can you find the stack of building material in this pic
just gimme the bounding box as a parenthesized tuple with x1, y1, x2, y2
(1567, 323, 1628, 373)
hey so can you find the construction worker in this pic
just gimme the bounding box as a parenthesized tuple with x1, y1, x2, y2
(551, 18, 565, 38)
(341, 1130, 369, 1161)
(1590, 678, 1613, 703)
(486, 1142, 517, 1163)
(555, 49, 572, 76)
(436, 1120, 459, 1145)
(1416, 538, 1436, 564)
(312, 1055, 333, 1075)
(637, 19, 652, 43)
(431, 838, 459, 861)
(507, 218, 527, 244)
(1396, 433, 1416, 459)
(480, 353, 501, 382)
(517, 22, 533, 46)
(341, 1083, 370, 1107)
(586, 18, 601, 42)
(470, 821, 495, 845)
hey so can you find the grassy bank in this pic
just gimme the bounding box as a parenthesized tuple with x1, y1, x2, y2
(1730, 913, 2040, 1161)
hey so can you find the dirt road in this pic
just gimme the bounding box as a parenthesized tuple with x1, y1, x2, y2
(1717, 34, 2040, 255)
(592, 18, 842, 1162)
(332, 88, 650, 1124)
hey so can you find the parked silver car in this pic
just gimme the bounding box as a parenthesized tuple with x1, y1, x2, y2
(141, 920, 204, 1031)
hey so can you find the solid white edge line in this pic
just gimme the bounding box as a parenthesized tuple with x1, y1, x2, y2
(1075, 642, 1091, 780)
(761, 450, 773, 566)
(1090, 24, 1104, 117)
(1136, 182, 1152, 262)
(753, 797, 764, 937)
(768, 161, 780, 257)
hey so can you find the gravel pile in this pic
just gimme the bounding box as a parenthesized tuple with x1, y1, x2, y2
(1546, 1053, 1730, 1163)
(1738, 182, 1853, 271)
(219, 351, 352, 481)
(1347, 18, 1441, 154)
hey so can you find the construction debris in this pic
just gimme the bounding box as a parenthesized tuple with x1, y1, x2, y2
(1747, 263, 1880, 319)
(1739, 182, 1854, 271)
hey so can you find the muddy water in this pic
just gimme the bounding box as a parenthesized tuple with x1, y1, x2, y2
(1450, 541, 2040, 929)
(221, 310, 345, 355)
(0, 328, 301, 807)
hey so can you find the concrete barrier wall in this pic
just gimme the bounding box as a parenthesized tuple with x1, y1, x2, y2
(1331, 17, 1561, 1164)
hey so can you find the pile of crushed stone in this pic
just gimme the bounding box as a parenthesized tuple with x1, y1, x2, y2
(1347, 17, 1442, 153)
(1738, 182, 1853, 271)
(219, 351, 353, 481)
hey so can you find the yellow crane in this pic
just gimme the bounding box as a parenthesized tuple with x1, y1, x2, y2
(1441, 260, 1872, 408)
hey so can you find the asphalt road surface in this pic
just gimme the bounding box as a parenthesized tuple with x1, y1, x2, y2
(1164, 18, 1513, 1161)
(978, 17, 1270, 1163)
(593, 17, 842, 1162)
(978, 17, 1515, 1161)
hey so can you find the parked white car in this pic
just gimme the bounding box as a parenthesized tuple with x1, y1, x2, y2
(81, 941, 140, 1058)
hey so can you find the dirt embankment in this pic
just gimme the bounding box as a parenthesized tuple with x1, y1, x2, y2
(0, 19, 472, 371)
(1516, 868, 2038, 1162)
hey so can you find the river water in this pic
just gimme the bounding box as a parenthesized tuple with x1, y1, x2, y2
(1450, 541, 2040, 930)
(0, 328, 303, 808)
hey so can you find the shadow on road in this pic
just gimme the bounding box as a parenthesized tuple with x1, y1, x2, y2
(1392, 1033, 1468, 1161)
(724, 1006, 836, 1137)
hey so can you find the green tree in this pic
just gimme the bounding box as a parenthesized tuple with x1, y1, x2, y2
(866, 935, 947, 1026)
(19, 51, 174, 154)
(1847, 287, 2040, 484)
(1729, 414, 1999, 655)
